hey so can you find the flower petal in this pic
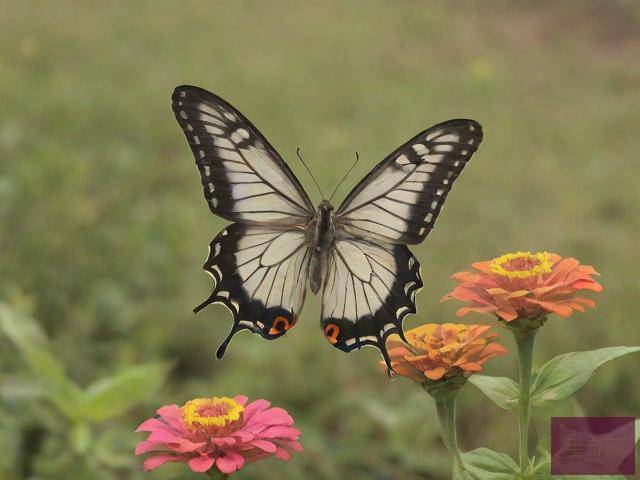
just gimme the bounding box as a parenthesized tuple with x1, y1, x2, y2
(142, 454, 180, 471)
(216, 450, 246, 474)
(188, 454, 215, 473)
(251, 439, 277, 453)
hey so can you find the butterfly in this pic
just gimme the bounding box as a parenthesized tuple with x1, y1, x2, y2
(171, 85, 483, 370)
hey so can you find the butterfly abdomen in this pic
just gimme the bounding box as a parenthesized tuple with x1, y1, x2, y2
(309, 201, 335, 294)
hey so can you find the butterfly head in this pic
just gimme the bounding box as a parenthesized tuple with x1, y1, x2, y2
(317, 199, 334, 213)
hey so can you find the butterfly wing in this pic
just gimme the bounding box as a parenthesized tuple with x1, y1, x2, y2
(335, 119, 483, 244)
(172, 85, 315, 224)
(321, 237, 422, 367)
(196, 223, 311, 358)
(323, 119, 482, 368)
(171, 86, 315, 356)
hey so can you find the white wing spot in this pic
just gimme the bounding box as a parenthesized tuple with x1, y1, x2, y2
(395, 154, 411, 165)
(218, 290, 230, 299)
(430, 200, 438, 209)
(419, 226, 426, 236)
(383, 323, 395, 333)
(256, 321, 265, 329)
(224, 112, 236, 121)
(426, 129, 443, 141)
(180, 91, 186, 98)
(199, 150, 206, 159)
(461, 150, 468, 155)
(345, 338, 357, 347)
(193, 135, 200, 145)
(208, 183, 215, 193)
(408, 257, 415, 269)
(467, 138, 475, 144)
(180, 110, 188, 119)
(437, 133, 460, 142)
(239, 320, 253, 328)
(425, 213, 433, 223)
(210, 198, 218, 208)
(436, 189, 445, 196)
(396, 306, 410, 318)
(230, 132, 242, 144)
(186, 124, 193, 131)
(434, 144, 454, 152)
(213, 243, 221, 257)
(203, 165, 210, 176)
(404, 281, 416, 295)
(237, 128, 249, 139)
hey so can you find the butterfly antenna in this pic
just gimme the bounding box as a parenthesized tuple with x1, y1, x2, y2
(328, 151, 360, 202)
(296, 147, 324, 199)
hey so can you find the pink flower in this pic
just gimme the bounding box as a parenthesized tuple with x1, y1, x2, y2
(135, 395, 303, 475)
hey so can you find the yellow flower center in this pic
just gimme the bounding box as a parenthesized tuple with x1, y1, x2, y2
(490, 251, 553, 279)
(180, 397, 244, 433)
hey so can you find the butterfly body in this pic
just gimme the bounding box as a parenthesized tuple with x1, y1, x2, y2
(309, 200, 335, 294)
(171, 85, 483, 369)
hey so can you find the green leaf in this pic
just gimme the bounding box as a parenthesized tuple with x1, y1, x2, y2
(468, 375, 519, 411)
(0, 303, 82, 418)
(460, 448, 519, 480)
(530, 346, 640, 408)
(81, 362, 170, 422)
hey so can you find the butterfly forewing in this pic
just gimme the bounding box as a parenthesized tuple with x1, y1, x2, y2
(335, 119, 483, 244)
(171, 86, 315, 224)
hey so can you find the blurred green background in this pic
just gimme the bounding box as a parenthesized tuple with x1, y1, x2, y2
(1, 1, 639, 479)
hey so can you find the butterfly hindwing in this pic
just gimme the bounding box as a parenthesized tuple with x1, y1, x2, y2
(320, 237, 423, 366)
(172, 86, 314, 224)
(196, 223, 311, 358)
(335, 119, 483, 244)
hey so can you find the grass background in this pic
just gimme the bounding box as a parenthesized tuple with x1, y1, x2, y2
(1, 1, 639, 478)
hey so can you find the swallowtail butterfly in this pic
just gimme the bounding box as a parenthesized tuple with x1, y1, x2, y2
(171, 85, 483, 370)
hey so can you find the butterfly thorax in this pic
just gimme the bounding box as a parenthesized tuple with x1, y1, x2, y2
(308, 200, 335, 295)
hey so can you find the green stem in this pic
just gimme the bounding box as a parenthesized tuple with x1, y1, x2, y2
(513, 327, 537, 476)
(434, 392, 465, 477)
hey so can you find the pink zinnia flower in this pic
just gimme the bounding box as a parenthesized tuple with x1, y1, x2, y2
(135, 395, 302, 475)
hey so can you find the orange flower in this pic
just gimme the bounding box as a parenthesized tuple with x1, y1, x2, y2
(384, 323, 508, 381)
(442, 251, 602, 322)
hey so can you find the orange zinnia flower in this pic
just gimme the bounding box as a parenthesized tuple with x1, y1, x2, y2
(442, 251, 602, 322)
(384, 323, 507, 381)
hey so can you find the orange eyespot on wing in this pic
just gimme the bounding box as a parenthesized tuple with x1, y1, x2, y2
(324, 324, 340, 344)
(269, 315, 292, 335)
